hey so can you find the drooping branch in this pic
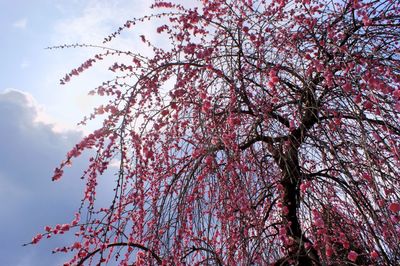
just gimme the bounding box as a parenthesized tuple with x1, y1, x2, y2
(76, 242, 162, 265)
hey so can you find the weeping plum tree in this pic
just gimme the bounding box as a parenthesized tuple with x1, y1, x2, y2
(29, 0, 400, 265)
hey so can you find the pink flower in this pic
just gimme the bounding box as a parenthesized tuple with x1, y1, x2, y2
(362, 173, 372, 182)
(325, 246, 333, 257)
(314, 218, 324, 227)
(52, 168, 63, 181)
(61, 224, 70, 231)
(343, 82, 352, 92)
(347, 250, 358, 262)
(393, 89, 400, 99)
(205, 156, 213, 167)
(362, 15, 372, 26)
(72, 212, 80, 226)
(363, 101, 373, 110)
(370, 250, 379, 259)
(377, 199, 385, 207)
(395, 102, 400, 112)
(300, 182, 310, 193)
(201, 100, 211, 113)
(389, 202, 400, 213)
(72, 242, 82, 250)
(32, 234, 43, 244)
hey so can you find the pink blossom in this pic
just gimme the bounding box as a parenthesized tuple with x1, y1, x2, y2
(343, 82, 352, 92)
(52, 168, 63, 181)
(347, 250, 358, 262)
(389, 202, 400, 213)
(35, 1, 400, 265)
(31, 234, 43, 244)
(325, 246, 333, 257)
(370, 250, 379, 259)
(72, 242, 82, 250)
(362, 173, 372, 182)
(300, 182, 309, 193)
(201, 100, 211, 113)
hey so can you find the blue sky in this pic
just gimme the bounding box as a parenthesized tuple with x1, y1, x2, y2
(0, 1, 153, 265)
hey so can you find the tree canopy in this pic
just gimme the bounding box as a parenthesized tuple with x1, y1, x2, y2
(31, 0, 400, 265)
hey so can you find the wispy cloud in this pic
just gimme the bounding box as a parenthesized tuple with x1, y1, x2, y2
(45, 0, 156, 133)
(20, 60, 30, 69)
(13, 18, 28, 29)
(52, 1, 148, 45)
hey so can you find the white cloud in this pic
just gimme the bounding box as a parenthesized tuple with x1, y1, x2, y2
(20, 60, 30, 69)
(0, 88, 124, 265)
(13, 18, 28, 29)
(0, 89, 85, 266)
(3, 88, 81, 133)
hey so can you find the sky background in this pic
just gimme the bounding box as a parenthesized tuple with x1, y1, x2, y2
(0, 1, 158, 265)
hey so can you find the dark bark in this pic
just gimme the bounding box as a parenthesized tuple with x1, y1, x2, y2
(272, 87, 321, 265)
